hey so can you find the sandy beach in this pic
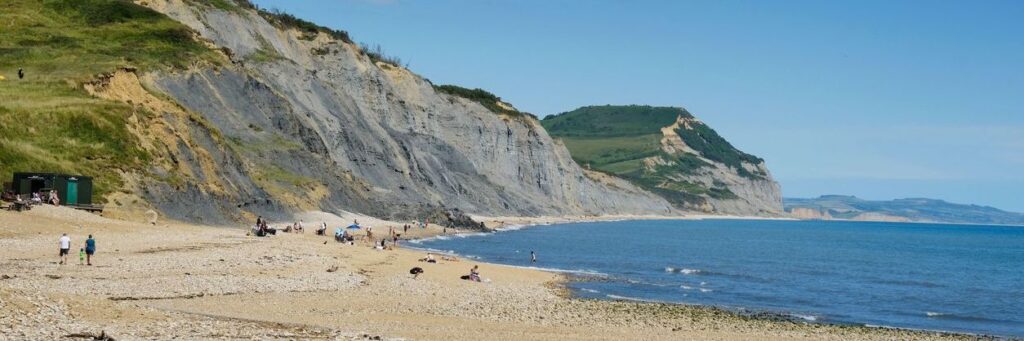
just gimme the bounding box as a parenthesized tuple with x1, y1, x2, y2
(0, 206, 982, 340)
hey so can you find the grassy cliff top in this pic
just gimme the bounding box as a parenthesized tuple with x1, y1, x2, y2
(0, 0, 223, 200)
(542, 105, 688, 138)
(540, 105, 766, 208)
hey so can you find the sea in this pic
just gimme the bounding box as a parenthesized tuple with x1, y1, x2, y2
(412, 219, 1024, 337)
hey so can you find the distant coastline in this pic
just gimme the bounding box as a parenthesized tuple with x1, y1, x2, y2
(785, 195, 1024, 226)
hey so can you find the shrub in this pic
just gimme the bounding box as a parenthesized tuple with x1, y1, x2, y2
(359, 43, 403, 67)
(231, 0, 354, 44)
(433, 84, 535, 118)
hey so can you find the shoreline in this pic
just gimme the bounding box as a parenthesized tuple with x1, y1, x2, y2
(470, 213, 797, 232)
(411, 215, 1006, 340)
(0, 206, 989, 340)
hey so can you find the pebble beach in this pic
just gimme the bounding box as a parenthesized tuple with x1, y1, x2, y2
(0, 206, 987, 340)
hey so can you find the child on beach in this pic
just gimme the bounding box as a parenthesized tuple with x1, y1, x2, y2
(78, 248, 85, 265)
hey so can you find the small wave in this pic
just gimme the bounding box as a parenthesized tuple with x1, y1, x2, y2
(664, 267, 701, 275)
(495, 224, 528, 232)
(453, 232, 488, 238)
(606, 294, 660, 303)
(699, 288, 713, 293)
(681, 285, 693, 290)
(580, 288, 600, 294)
(790, 314, 818, 322)
(700, 281, 707, 286)
(504, 265, 609, 277)
(921, 312, 1009, 323)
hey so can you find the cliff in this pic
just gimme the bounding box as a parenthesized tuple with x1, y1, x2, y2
(542, 105, 783, 215)
(81, 0, 675, 223)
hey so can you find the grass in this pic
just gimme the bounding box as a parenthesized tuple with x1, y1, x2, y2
(257, 164, 314, 187)
(246, 35, 286, 63)
(183, 0, 244, 13)
(559, 135, 663, 174)
(0, 0, 222, 201)
(542, 105, 684, 138)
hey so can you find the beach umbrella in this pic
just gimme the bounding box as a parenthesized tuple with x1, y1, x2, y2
(346, 224, 361, 229)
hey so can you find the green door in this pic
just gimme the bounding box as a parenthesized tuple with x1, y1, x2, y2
(18, 180, 30, 195)
(66, 181, 78, 205)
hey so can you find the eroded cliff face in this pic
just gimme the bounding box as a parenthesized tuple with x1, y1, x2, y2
(120, 0, 673, 222)
(649, 116, 782, 215)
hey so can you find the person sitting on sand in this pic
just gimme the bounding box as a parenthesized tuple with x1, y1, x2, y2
(260, 221, 276, 236)
(442, 255, 458, 262)
(295, 220, 304, 233)
(49, 190, 59, 206)
(469, 265, 481, 282)
(31, 192, 42, 204)
(419, 253, 436, 263)
(316, 222, 327, 236)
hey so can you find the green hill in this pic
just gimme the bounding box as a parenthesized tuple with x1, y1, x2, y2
(542, 105, 771, 210)
(0, 0, 223, 200)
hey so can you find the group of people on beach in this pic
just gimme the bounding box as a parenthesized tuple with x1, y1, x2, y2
(9, 190, 60, 206)
(57, 233, 96, 266)
(249, 215, 493, 283)
(414, 252, 484, 282)
(252, 216, 308, 236)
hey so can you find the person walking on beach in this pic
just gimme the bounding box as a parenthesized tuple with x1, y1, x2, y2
(58, 233, 71, 265)
(84, 234, 96, 266)
(531, 251, 537, 263)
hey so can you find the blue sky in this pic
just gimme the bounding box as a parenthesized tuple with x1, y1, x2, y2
(253, 0, 1024, 211)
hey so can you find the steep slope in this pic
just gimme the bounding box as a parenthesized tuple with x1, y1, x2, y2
(543, 105, 782, 215)
(785, 195, 1024, 225)
(1, 0, 678, 223)
(0, 0, 226, 212)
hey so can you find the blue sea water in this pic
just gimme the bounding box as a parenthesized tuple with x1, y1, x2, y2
(414, 219, 1024, 337)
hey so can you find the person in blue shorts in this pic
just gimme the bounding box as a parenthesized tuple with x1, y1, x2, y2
(84, 234, 96, 266)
